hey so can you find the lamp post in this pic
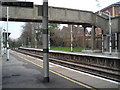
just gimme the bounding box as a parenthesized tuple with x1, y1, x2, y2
(3, 29, 6, 55)
(99, 11, 112, 55)
(70, 25, 73, 52)
(35, 30, 38, 48)
(6, 7, 9, 61)
(106, 11, 112, 55)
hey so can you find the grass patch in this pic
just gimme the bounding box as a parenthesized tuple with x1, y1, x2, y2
(50, 47, 85, 52)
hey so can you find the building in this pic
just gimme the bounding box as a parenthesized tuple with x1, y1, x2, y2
(95, 1, 120, 52)
(61, 25, 86, 47)
(99, 1, 120, 17)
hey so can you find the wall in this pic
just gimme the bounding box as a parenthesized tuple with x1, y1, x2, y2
(101, 6, 120, 17)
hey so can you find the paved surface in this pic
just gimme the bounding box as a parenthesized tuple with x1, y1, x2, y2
(2, 51, 86, 89)
(2, 50, 120, 89)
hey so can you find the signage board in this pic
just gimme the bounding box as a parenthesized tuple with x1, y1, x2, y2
(103, 33, 115, 37)
(1, 2, 33, 8)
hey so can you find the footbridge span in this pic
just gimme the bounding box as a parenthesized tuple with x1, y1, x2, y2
(0, 2, 120, 33)
(0, 1, 120, 55)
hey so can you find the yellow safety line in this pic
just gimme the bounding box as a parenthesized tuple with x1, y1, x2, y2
(16, 54, 95, 90)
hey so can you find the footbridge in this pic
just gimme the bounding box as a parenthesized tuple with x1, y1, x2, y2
(0, 1, 120, 33)
(0, 1, 120, 54)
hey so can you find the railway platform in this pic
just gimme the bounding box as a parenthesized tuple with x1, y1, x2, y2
(1, 50, 120, 89)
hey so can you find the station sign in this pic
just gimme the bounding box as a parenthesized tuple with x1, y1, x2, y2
(106, 34, 111, 37)
(103, 33, 115, 37)
(2, 32, 11, 47)
(1, 1, 33, 8)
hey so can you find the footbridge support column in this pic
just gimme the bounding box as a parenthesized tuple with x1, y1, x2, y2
(83, 26, 87, 49)
(118, 18, 120, 58)
(91, 26, 96, 50)
(104, 36, 109, 51)
(118, 33, 120, 58)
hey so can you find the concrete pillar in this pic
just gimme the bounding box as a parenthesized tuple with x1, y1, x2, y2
(0, 2, 1, 33)
(83, 26, 86, 49)
(118, 33, 120, 57)
(31, 24, 35, 48)
(104, 36, 109, 51)
(117, 17, 120, 57)
(42, 0, 49, 82)
(91, 26, 96, 50)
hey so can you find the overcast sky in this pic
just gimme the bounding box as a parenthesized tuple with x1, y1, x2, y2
(0, 0, 119, 39)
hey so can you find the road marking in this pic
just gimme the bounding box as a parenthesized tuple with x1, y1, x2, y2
(50, 70, 94, 89)
(15, 54, 95, 90)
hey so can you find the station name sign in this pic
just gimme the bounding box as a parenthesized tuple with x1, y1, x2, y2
(1, 2, 33, 8)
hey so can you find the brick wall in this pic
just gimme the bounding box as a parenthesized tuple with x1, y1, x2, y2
(101, 6, 120, 17)
(61, 25, 102, 49)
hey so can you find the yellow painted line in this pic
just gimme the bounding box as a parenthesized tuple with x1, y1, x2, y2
(50, 70, 94, 89)
(16, 54, 95, 90)
(19, 56, 43, 68)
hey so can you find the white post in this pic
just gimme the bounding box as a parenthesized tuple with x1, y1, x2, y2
(71, 25, 73, 52)
(35, 29, 38, 48)
(100, 11, 112, 55)
(109, 12, 112, 55)
(48, 30, 50, 49)
(35, 36, 37, 48)
(0, 28, 3, 56)
(6, 7, 9, 61)
(102, 34, 104, 53)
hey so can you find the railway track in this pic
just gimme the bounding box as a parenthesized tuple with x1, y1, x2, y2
(15, 49, 120, 82)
